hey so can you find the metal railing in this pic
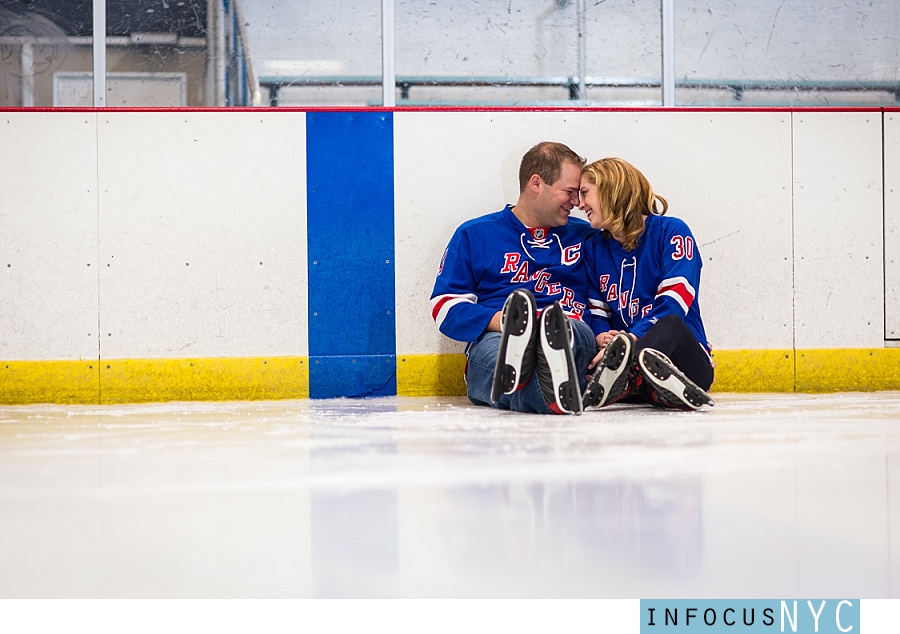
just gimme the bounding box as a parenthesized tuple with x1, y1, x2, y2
(260, 75, 900, 107)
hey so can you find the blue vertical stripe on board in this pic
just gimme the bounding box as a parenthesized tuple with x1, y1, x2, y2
(306, 111, 396, 398)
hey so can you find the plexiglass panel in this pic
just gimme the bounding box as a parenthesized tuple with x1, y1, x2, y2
(244, 0, 382, 107)
(582, 0, 661, 106)
(243, 0, 663, 107)
(392, 0, 661, 106)
(100, 1, 211, 107)
(394, 0, 580, 105)
(0, 0, 93, 107)
(5, 0, 898, 108)
(675, 0, 900, 106)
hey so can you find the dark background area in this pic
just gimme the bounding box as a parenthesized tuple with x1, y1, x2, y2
(0, 0, 207, 37)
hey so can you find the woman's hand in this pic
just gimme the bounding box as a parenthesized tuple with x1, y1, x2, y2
(588, 330, 622, 370)
(595, 330, 620, 350)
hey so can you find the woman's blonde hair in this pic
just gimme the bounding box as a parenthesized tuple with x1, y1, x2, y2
(582, 157, 667, 251)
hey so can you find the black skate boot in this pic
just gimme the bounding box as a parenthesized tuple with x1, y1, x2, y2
(490, 289, 538, 403)
(583, 333, 636, 409)
(534, 302, 582, 415)
(636, 348, 715, 411)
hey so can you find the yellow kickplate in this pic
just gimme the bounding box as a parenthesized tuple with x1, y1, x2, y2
(99, 357, 309, 404)
(397, 350, 799, 396)
(0, 360, 100, 405)
(397, 349, 900, 396)
(710, 349, 795, 393)
(3, 349, 898, 404)
(397, 354, 467, 396)
(795, 348, 900, 392)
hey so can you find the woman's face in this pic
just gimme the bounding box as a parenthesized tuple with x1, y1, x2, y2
(579, 176, 606, 230)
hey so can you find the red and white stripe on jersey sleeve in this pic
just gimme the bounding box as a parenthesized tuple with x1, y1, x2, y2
(588, 298, 613, 320)
(656, 276, 696, 314)
(431, 293, 478, 328)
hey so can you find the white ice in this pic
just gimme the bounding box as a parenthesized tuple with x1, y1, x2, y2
(1, 393, 898, 598)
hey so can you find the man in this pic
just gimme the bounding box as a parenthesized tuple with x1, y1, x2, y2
(430, 142, 598, 415)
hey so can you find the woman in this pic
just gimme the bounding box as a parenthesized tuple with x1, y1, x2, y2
(579, 157, 714, 410)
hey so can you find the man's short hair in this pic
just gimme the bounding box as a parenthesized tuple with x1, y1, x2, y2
(518, 142, 586, 192)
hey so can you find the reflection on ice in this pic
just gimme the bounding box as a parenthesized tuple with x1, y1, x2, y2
(0, 393, 898, 597)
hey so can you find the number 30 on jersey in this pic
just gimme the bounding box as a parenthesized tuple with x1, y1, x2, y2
(670, 235, 694, 260)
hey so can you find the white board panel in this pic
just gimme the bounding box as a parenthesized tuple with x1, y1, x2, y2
(792, 112, 884, 349)
(0, 113, 99, 360)
(885, 112, 900, 340)
(394, 111, 794, 355)
(97, 112, 308, 359)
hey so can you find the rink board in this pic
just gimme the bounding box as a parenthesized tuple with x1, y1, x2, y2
(394, 110, 796, 355)
(0, 114, 99, 362)
(791, 112, 884, 349)
(1, 108, 899, 403)
(885, 111, 900, 339)
(96, 112, 310, 361)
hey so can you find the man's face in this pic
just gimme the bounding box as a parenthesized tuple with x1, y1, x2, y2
(533, 161, 581, 227)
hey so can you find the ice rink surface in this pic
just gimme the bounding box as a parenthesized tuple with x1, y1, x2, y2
(1, 393, 898, 599)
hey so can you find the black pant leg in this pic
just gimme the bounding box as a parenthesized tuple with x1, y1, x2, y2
(634, 315, 714, 391)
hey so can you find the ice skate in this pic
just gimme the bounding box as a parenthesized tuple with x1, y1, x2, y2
(534, 301, 582, 415)
(583, 333, 635, 409)
(636, 348, 715, 410)
(490, 289, 538, 403)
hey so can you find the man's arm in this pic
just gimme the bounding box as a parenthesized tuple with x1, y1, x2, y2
(430, 228, 499, 342)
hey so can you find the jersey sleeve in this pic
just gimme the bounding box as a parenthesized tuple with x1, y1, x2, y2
(584, 233, 614, 337)
(430, 227, 497, 342)
(630, 217, 702, 339)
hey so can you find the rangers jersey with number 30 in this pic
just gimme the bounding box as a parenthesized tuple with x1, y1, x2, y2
(431, 205, 594, 343)
(585, 214, 711, 352)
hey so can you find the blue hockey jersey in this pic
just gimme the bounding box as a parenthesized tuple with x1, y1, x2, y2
(585, 214, 711, 352)
(431, 205, 594, 343)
